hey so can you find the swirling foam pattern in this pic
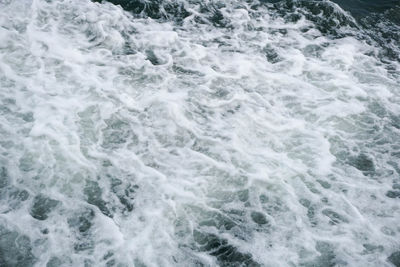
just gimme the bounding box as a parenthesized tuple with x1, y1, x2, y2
(0, 0, 399, 266)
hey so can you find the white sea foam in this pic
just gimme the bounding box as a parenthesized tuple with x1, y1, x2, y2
(0, 0, 399, 266)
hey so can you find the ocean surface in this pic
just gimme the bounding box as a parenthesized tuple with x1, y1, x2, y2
(0, 0, 400, 266)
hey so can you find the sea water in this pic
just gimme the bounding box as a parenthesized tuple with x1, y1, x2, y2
(0, 0, 399, 266)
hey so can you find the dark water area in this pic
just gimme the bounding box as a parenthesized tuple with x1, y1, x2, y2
(264, 0, 399, 17)
(98, 0, 400, 17)
(331, 0, 399, 18)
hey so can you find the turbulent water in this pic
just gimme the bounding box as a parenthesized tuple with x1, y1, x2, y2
(0, 0, 400, 266)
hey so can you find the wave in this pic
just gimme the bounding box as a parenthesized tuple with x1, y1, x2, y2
(0, 0, 399, 266)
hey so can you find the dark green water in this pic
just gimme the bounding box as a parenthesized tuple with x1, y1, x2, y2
(332, 0, 399, 17)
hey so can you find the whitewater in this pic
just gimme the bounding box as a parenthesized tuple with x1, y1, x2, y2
(0, 0, 399, 266)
